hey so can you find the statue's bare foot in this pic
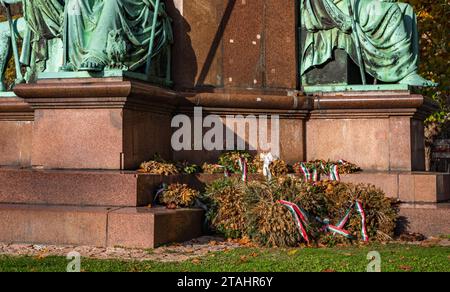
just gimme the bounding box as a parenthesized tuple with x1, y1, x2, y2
(399, 73, 438, 87)
(79, 57, 105, 72)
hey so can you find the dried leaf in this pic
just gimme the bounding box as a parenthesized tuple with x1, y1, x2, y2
(399, 265, 413, 271)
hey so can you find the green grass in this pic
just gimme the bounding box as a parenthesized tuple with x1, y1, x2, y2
(0, 244, 448, 272)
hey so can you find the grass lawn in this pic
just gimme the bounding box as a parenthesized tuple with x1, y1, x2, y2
(0, 244, 448, 272)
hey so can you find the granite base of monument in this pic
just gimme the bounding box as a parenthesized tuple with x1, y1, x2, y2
(0, 167, 204, 248)
(0, 81, 448, 247)
(398, 203, 450, 237)
(14, 77, 178, 170)
(0, 168, 449, 206)
(341, 171, 450, 203)
(0, 94, 33, 167)
(13, 79, 311, 169)
(306, 90, 435, 171)
(0, 204, 203, 248)
(174, 88, 310, 165)
(0, 168, 447, 246)
(0, 168, 201, 207)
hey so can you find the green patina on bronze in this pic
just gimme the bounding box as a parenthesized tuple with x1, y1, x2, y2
(0, 0, 173, 91)
(0, 0, 25, 91)
(0, 0, 439, 92)
(301, 0, 437, 87)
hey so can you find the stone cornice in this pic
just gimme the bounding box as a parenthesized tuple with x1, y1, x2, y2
(310, 91, 437, 119)
(0, 96, 34, 121)
(14, 78, 178, 113)
(11, 78, 436, 120)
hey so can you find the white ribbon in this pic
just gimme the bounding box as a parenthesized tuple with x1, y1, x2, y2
(261, 153, 275, 180)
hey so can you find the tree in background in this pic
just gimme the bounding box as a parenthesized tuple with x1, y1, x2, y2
(0, 3, 21, 90)
(405, 0, 449, 105)
(405, 0, 450, 169)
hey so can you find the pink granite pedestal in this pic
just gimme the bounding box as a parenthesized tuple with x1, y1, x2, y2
(0, 167, 204, 248)
(14, 80, 311, 169)
(398, 203, 450, 237)
(1, 84, 447, 246)
(341, 171, 450, 203)
(0, 94, 33, 167)
(307, 91, 436, 171)
(14, 78, 178, 170)
(175, 89, 310, 165)
(0, 167, 194, 207)
(0, 204, 203, 248)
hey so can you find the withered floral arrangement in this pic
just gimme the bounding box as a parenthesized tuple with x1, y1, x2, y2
(202, 176, 397, 247)
(138, 154, 200, 175)
(138, 152, 361, 178)
(159, 183, 200, 209)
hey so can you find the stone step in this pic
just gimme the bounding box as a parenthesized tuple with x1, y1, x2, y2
(0, 204, 203, 249)
(195, 172, 450, 203)
(0, 203, 446, 249)
(1, 169, 448, 208)
(0, 168, 192, 207)
(341, 171, 450, 203)
(398, 203, 450, 237)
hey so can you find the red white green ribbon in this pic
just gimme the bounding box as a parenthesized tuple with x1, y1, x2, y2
(318, 163, 340, 181)
(327, 224, 353, 239)
(298, 163, 319, 182)
(338, 160, 348, 166)
(337, 206, 353, 229)
(298, 163, 311, 182)
(279, 199, 369, 243)
(217, 165, 230, 177)
(356, 201, 369, 242)
(311, 167, 319, 182)
(327, 201, 369, 242)
(329, 165, 340, 181)
(279, 200, 310, 243)
(238, 157, 248, 182)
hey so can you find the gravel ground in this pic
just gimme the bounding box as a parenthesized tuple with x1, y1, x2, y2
(0, 236, 448, 263)
(0, 236, 241, 262)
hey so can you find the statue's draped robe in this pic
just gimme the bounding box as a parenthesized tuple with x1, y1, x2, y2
(301, 0, 419, 82)
(64, 0, 172, 70)
(21, 0, 64, 76)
